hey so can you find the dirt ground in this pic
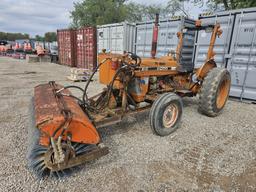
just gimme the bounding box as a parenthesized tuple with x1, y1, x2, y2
(0, 56, 255, 192)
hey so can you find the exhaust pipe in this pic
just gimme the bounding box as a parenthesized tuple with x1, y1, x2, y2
(151, 13, 159, 58)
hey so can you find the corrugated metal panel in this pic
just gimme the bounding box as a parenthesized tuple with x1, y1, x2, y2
(135, 17, 196, 58)
(97, 22, 135, 54)
(194, 14, 235, 67)
(57, 29, 76, 67)
(75, 27, 97, 70)
(43, 42, 57, 50)
(227, 11, 256, 100)
(196, 7, 256, 101)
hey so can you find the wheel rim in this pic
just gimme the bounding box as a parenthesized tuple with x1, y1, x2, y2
(162, 104, 179, 128)
(216, 78, 230, 109)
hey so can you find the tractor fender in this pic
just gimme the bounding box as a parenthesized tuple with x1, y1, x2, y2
(196, 60, 217, 81)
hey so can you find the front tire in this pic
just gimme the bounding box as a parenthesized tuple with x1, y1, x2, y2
(150, 93, 183, 136)
(198, 68, 231, 117)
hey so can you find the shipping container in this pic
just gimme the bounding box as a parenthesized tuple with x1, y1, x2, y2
(227, 10, 256, 101)
(135, 17, 196, 58)
(57, 29, 76, 67)
(97, 22, 135, 54)
(76, 27, 97, 70)
(44, 41, 58, 50)
(195, 7, 256, 101)
(193, 13, 235, 68)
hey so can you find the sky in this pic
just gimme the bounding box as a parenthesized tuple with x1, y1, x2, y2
(0, 0, 206, 37)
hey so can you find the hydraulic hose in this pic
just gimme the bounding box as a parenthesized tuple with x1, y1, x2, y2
(82, 58, 111, 104)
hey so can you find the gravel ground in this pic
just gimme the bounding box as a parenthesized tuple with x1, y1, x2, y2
(0, 57, 255, 192)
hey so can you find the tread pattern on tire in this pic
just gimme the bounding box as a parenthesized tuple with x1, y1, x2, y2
(149, 93, 170, 131)
(198, 67, 231, 117)
(150, 93, 183, 136)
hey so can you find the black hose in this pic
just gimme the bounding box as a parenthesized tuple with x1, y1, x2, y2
(92, 65, 128, 110)
(100, 65, 129, 110)
(82, 58, 111, 104)
(127, 93, 137, 110)
(127, 52, 141, 66)
(61, 85, 85, 93)
(57, 93, 84, 105)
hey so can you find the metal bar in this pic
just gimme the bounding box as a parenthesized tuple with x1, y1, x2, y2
(240, 20, 256, 101)
(164, 20, 170, 56)
(143, 23, 147, 57)
(95, 115, 122, 128)
(230, 12, 244, 74)
(222, 13, 232, 68)
(49, 146, 109, 171)
(134, 70, 179, 77)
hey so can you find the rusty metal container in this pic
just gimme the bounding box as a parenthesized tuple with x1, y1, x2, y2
(75, 27, 97, 70)
(57, 29, 76, 67)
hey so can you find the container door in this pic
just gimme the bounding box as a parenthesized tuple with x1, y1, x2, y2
(194, 14, 235, 68)
(135, 19, 195, 58)
(57, 30, 75, 67)
(136, 20, 182, 58)
(157, 20, 180, 57)
(97, 27, 110, 53)
(110, 25, 124, 54)
(227, 12, 256, 100)
(135, 22, 154, 57)
(124, 24, 136, 53)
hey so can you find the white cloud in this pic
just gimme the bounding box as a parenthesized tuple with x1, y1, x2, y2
(0, 0, 78, 37)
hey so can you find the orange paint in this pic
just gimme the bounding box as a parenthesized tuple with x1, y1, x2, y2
(34, 83, 100, 146)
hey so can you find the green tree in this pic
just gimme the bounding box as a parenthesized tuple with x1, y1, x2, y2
(35, 35, 44, 41)
(167, 0, 189, 16)
(70, 0, 127, 28)
(44, 32, 57, 42)
(123, 2, 144, 22)
(127, 2, 188, 21)
(143, 4, 168, 20)
(124, 3, 169, 21)
(70, 0, 181, 27)
(214, 0, 256, 10)
(0, 32, 30, 41)
(189, 0, 256, 11)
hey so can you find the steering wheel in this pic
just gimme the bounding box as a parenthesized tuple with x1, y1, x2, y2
(127, 52, 141, 66)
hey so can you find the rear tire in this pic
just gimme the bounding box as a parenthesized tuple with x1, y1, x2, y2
(150, 93, 183, 136)
(198, 68, 231, 117)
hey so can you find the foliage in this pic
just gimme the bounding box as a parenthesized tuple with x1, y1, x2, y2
(44, 32, 57, 42)
(69, 0, 256, 27)
(167, 0, 188, 17)
(70, 0, 127, 28)
(212, 0, 256, 10)
(70, 0, 187, 27)
(35, 35, 45, 41)
(123, 2, 144, 22)
(190, 0, 256, 11)
(0, 32, 29, 41)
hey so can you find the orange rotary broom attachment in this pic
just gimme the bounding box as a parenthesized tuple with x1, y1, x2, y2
(27, 81, 108, 178)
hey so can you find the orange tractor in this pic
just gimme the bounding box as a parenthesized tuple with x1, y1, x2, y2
(27, 16, 231, 178)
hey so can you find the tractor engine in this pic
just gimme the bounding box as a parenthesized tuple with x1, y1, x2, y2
(98, 52, 191, 104)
